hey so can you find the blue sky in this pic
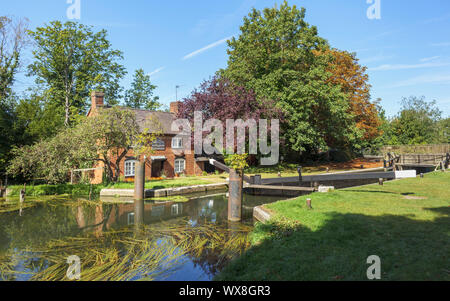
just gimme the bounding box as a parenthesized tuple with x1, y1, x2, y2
(4, 0, 450, 117)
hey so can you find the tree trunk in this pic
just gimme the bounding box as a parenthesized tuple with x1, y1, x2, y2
(64, 94, 70, 127)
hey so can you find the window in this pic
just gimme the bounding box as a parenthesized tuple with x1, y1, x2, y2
(174, 158, 185, 174)
(152, 138, 165, 151)
(172, 137, 183, 149)
(124, 160, 137, 177)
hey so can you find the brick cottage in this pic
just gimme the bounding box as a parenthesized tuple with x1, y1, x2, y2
(87, 91, 212, 184)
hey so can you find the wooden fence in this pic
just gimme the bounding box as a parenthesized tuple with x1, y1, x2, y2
(380, 144, 450, 155)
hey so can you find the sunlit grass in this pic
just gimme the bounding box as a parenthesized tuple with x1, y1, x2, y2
(217, 172, 450, 281)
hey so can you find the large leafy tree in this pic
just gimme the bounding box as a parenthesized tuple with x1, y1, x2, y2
(0, 16, 29, 175)
(178, 76, 281, 163)
(323, 49, 381, 143)
(388, 96, 443, 145)
(220, 1, 360, 155)
(8, 107, 159, 183)
(0, 16, 28, 100)
(124, 68, 161, 110)
(27, 21, 126, 127)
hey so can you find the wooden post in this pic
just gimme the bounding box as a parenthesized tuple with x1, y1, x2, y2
(20, 184, 26, 203)
(134, 159, 145, 200)
(379, 178, 384, 186)
(297, 166, 303, 184)
(228, 169, 243, 222)
(306, 198, 312, 209)
(70, 171, 74, 185)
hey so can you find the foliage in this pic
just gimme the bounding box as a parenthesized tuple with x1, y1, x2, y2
(220, 1, 360, 154)
(6, 184, 102, 197)
(323, 49, 381, 144)
(0, 16, 29, 100)
(178, 76, 282, 159)
(0, 16, 29, 174)
(7, 107, 159, 183)
(387, 96, 444, 145)
(224, 154, 249, 170)
(27, 21, 126, 127)
(124, 68, 161, 110)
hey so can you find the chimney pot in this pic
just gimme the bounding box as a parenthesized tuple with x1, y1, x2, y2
(170, 101, 181, 115)
(91, 91, 105, 110)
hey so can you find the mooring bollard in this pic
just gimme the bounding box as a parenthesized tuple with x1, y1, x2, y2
(134, 159, 145, 200)
(379, 178, 384, 186)
(228, 169, 243, 222)
(306, 198, 312, 209)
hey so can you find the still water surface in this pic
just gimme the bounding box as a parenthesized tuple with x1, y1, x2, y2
(0, 192, 285, 281)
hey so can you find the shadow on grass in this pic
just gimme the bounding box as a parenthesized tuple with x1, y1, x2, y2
(344, 190, 403, 195)
(216, 209, 449, 281)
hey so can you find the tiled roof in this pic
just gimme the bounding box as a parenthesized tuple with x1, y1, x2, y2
(103, 106, 183, 135)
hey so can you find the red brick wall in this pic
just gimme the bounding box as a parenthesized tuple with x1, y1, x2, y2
(89, 135, 204, 184)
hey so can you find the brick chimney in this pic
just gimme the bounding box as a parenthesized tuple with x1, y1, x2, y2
(91, 91, 104, 110)
(170, 101, 181, 115)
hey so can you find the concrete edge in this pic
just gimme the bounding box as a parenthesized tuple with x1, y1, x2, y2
(100, 183, 228, 198)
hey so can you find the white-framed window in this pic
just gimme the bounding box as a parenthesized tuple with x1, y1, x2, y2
(124, 160, 137, 177)
(152, 138, 165, 151)
(172, 137, 183, 149)
(174, 158, 186, 174)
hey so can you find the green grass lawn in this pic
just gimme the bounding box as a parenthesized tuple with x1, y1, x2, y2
(216, 172, 450, 281)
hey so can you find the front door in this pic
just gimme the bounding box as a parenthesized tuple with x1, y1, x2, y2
(151, 161, 164, 178)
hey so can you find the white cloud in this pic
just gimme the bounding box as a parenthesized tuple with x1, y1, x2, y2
(420, 56, 440, 62)
(369, 62, 450, 71)
(431, 42, 450, 47)
(359, 54, 394, 64)
(182, 36, 232, 60)
(389, 74, 450, 88)
(423, 13, 450, 24)
(148, 66, 165, 77)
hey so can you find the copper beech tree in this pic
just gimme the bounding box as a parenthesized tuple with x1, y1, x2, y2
(177, 76, 282, 165)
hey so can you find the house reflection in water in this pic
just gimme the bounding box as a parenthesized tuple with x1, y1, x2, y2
(73, 194, 229, 234)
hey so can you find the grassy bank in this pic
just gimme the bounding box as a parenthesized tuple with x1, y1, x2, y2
(6, 177, 222, 197)
(216, 172, 450, 281)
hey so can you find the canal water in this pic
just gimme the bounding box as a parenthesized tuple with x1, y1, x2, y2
(0, 192, 285, 281)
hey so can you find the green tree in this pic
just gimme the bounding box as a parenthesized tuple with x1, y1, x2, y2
(8, 107, 160, 183)
(388, 96, 443, 145)
(27, 21, 126, 127)
(0, 17, 29, 175)
(124, 69, 161, 110)
(220, 1, 360, 155)
(436, 117, 450, 144)
(0, 16, 29, 100)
